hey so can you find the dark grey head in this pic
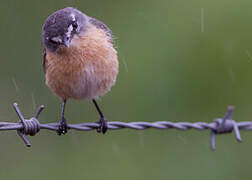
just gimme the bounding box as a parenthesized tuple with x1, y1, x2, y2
(42, 7, 86, 52)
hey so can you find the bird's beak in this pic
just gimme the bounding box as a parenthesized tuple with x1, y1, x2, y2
(63, 37, 70, 48)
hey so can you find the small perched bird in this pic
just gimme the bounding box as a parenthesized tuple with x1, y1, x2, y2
(42, 7, 119, 135)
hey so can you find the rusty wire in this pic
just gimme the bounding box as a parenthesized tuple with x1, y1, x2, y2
(1, 103, 250, 150)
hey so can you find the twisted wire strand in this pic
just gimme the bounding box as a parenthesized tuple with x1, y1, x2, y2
(1, 103, 250, 150)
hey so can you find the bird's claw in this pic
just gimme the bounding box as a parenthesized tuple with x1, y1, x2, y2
(57, 117, 68, 135)
(97, 117, 108, 134)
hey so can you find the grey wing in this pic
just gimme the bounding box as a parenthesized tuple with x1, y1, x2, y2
(89, 17, 112, 39)
(42, 48, 47, 74)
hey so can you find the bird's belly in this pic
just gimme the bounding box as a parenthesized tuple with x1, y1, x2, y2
(46, 62, 118, 100)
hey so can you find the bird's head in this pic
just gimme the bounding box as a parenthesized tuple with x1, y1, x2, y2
(42, 7, 86, 52)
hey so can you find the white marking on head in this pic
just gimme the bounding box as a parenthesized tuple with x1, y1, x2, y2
(51, 36, 62, 43)
(66, 24, 73, 37)
(70, 13, 76, 21)
(76, 21, 81, 32)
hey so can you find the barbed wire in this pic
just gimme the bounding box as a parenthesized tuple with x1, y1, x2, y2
(1, 103, 251, 150)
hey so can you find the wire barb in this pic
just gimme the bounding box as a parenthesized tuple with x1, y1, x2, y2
(13, 103, 43, 147)
(1, 102, 249, 150)
(210, 106, 242, 151)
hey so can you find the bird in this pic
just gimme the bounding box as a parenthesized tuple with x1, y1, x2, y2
(41, 7, 119, 135)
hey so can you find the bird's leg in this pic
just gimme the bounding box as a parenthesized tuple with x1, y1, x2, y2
(57, 99, 68, 135)
(92, 99, 108, 134)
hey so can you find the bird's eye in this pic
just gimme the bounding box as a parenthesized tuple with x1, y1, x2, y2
(49, 36, 62, 45)
(49, 38, 59, 44)
(49, 38, 60, 44)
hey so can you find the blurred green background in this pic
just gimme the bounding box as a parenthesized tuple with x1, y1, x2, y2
(0, 0, 252, 179)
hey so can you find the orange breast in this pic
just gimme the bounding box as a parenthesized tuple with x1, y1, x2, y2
(45, 26, 118, 100)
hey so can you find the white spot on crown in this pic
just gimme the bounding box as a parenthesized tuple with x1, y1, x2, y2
(66, 24, 73, 37)
(70, 13, 76, 21)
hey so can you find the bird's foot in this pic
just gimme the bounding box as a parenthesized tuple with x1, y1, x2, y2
(97, 117, 108, 134)
(57, 117, 68, 135)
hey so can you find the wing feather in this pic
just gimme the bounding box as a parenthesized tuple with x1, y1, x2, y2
(42, 48, 47, 74)
(89, 17, 112, 39)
